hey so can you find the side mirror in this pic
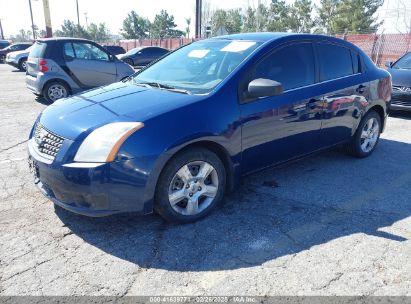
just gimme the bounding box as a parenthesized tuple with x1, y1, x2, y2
(248, 78, 283, 99)
(385, 61, 393, 68)
(109, 54, 115, 61)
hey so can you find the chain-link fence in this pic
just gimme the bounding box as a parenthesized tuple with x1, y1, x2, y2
(114, 33, 411, 66)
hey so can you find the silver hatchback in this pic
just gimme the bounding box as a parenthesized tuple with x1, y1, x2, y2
(26, 38, 135, 103)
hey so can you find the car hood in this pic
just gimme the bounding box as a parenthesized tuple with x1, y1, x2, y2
(39, 81, 203, 140)
(7, 49, 29, 58)
(388, 68, 411, 87)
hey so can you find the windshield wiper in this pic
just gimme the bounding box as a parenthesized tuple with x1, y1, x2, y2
(133, 81, 192, 95)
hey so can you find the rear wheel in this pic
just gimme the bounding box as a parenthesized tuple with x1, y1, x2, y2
(18, 58, 27, 71)
(347, 110, 381, 158)
(155, 148, 226, 223)
(43, 81, 70, 103)
(124, 58, 134, 66)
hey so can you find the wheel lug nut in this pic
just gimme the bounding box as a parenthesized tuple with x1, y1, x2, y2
(198, 187, 202, 191)
(186, 184, 190, 189)
(189, 193, 193, 197)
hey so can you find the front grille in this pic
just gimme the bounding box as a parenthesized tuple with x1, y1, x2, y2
(393, 85, 411, 92)
(33, 124, 64, 160)
(391, 100, 411, 107)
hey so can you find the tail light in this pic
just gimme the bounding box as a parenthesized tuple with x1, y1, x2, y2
(39, 58, 48, 72)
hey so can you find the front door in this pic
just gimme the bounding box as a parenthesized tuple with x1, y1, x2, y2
(240, 42, 323, 174)
(64, 42, 117, 88)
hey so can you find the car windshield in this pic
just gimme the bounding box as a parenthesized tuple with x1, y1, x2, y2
(393, 52, 411, 69)
(125, 48, 141, 55)
(132, 39, 262, 94)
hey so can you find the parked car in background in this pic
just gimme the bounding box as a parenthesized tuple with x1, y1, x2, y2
(117, 46, 168, 67)
(385, 52, 411, 111)
(104, 45, 126, 56)
(0, 42, 32, 63)
(0, 39, 10, 50)
(27, 33, 391, 223)
(6, 46, 33, 71)
(26, 37, 135, 103)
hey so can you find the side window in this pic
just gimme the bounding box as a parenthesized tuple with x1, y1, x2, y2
(317, 43, 353, 81)
(350, 50, 361, 74)
(72, 43, 109, 61)
(254, 43, 315, 91)
(63, 43, 75, 58)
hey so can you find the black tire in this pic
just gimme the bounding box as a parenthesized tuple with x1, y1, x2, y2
(347, 110, 381, 158)
(43, 81, 70, 103)
(124, 58, 134, 66)
(18, 58, 27, 71)
(155, 147, 226, 223)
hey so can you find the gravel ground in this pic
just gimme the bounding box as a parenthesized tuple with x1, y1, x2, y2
(1, 63, 411, 296)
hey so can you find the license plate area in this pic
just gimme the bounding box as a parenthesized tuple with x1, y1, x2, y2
(28, 157, 40, 184)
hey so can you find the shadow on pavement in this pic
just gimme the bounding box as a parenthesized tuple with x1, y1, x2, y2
(56, 138, 411, 271)
(389, 110, 411, 120)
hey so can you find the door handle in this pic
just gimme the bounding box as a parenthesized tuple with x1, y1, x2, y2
(356, 85, 366, 94)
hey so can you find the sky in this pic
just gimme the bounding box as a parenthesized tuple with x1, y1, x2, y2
(0, 0, 410, 39)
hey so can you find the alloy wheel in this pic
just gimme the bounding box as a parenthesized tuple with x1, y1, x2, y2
(360, 117, 379, 153)
(47, 84, 67, 101)
(168, 161, 219, 216)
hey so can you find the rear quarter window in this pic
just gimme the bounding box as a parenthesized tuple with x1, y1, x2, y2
(317, 42, 354, 81)
(29, 42, 46, 58)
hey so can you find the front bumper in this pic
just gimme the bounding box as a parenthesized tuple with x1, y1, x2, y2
(28, 138, 152, 217)
(5, 57, 19, 68)
(389, 91, 411, 111)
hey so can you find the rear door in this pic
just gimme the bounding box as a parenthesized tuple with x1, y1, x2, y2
(240, 42, 323, 174)
(315, 42, 369, 146)
(64, 42, 117, 87)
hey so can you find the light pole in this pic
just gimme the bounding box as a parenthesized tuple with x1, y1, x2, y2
(195, 0, 202, 38)
(0, 19, 4, 40)
(76, 0, 80, 26)
(28, 0, 36, 40)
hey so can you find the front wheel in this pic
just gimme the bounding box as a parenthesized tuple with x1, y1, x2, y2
(155, 148, 226, 223)
(18, 58, 27, 71)
(347, 110, 381, 158)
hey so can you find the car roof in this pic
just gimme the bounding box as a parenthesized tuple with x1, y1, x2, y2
(36, 37, 91, 43)
(213, 32, 293, 42)
(213, 32, 353, 45)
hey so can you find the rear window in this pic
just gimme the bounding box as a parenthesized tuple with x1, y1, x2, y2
(29, 42, 46, 58)
(317, 42, 354, 81)
(0, 42, 9, 49)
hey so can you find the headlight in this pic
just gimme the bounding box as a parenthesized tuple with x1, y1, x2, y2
(74, 122, 144, 162)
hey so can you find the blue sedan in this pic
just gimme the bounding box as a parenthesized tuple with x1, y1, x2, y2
(28, 33, 392, 223)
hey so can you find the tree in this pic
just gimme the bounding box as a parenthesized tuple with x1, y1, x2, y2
(88, 23, 110, 42)
(151, 10, 182, 39)
(288, 0, 315, 33)
(330, 0, 384, 33)
(13, 29, 31, 42)
(185, 17, 191, 38)
(54, 20, 90, 39)
(267, 0, 291, 32)
(121, 11, 150, 39)
(242, 7, 257, 32)
(211, 9, 243, 35)
(316, 0, 339, 34)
